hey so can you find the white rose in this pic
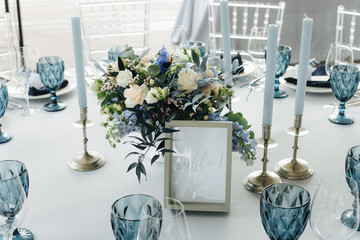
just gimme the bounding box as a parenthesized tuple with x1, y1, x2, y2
(124, 84, 149, 108)
(205, 66, 214, 78)
(116, 69, 132, 88)
(177, 68, 199, 93)
(145, 87, 161, 104)
(172, 49, 188, 62)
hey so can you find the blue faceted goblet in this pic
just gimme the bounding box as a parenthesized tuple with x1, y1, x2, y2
(329, 64, 360, 125)
(0, 81, 11, 144)
(111, 194, 161, 240)
(37, 56, 66, 112)
(274, 45, 291, 98)
(260, 183, 311, 240)
(0, 160, 32, 240)
(345, 145, 360, 231)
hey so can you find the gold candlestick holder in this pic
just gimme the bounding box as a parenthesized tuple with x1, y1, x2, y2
(68, 107, 105, 171)
(244, 125, 283, 194)
(274, 114, 313, 179)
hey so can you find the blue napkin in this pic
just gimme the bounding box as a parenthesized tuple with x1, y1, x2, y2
(284, 64, 330, 88)
(28, 80, 69, 96)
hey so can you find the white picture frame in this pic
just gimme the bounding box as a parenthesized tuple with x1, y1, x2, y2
(164, 120, 232, 212)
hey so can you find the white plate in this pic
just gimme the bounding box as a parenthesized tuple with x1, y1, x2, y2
(8, 75, 77, 100)
(233, 60, 256, 83)
(282, 66, 332, 93)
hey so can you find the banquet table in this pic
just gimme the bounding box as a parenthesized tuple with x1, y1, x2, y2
(2, 74, 360, 239)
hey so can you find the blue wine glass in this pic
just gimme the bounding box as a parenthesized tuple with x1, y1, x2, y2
(37, 56, 66, 112)
(345, 145, 360, 231)
(111, 194, 161, 240)
(0, 81, 11, 144)
(260, 183, 311, 240)
(0, 163, 27, 240)
(274, 45, 291, 98)
(329, 64, 360, 125)
(0, 160, 33, 240)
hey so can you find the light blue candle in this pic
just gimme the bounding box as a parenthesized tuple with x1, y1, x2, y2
(71, 17, 87, 108)
(295, 18, 313, 115)
(262, 25, 278, 126)
(220, 0, 233, 87)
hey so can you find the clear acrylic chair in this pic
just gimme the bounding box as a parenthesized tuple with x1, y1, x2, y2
(335, 5, 360, 56)
(75, 0, 150, 77)
(0, 13, 14, 81)
(208, 0, 285, 55)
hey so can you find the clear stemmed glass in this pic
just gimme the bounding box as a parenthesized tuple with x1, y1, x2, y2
(12, 46, 40, 116)
(260, 183, 311, 240)
(0, 160, 33, 240)
(110, 194, 161, 240)
(310, 175, 359, 240)
(0, 165, 27, 240)
(0, 81, 12, 143)
(328, 64, 359, 125)
(325, 43, 354, 76)
(138, 197, 191, 240)
(37, 56, 67, 112)
(247, 27, 267, 90)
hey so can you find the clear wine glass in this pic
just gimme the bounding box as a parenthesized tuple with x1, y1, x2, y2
(310, 175, 359, 240)
(325, 43, 354, 76)
(12, 46, 40, 116)
(328, 64, 359, 125)
(37, 56, 67, 112)
(0, 165, 27, 240)
(0, 80, 11, 143)
(247, 27, 267, 90)
(0, 160, 33, 240)
(138, 197, 191, 240)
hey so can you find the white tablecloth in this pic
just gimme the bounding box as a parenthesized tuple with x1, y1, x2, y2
(2, 78, 360, 239)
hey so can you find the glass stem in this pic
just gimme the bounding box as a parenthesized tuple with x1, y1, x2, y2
(50, 91, 58, 105)
(274, 77, 280, 92)
(24, 83, 30, 112)
(338, 102, 346, 117)
(3, 216, 15, 240)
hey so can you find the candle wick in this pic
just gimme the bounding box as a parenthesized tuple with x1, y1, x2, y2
(304, 14, 308, 18)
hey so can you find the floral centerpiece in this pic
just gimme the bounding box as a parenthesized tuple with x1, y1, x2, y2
(91, 45, 257, 181)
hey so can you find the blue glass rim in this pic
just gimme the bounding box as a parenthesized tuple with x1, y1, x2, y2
(330, 64, 360, 74)
(261, 183, 311, 209)
(277, 44, 291, 53)
(347, 145, 360, 162)
(0, 159, 27, 180)
(37, 56, 64, 64)
(111, 194, 161, 222)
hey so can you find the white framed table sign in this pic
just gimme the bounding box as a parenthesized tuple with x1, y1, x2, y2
(164, 120, 232, 212)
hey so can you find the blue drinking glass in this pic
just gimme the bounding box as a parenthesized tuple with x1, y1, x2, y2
(110, 194, 161, 240)
(0, 160, 33, 240)
(345, 145, 360, 231)
(108, 45, 126, 62)
(180, 41, 206, 58)
(37, 56, 66, 112)
(260, 183, 311, 240)
(274, 45, 291, 98)
(0, 81, 11, 144)
(329, 64, 360, 125)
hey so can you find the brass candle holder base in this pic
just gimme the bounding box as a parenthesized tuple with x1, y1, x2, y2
(244, 125, 282, 194)
(69, 107, 105, 171)
(69, 150, 105, 171)
(275, 114, 313, 180)
(244, 170, 283, 194)
(73, 120, 94, 128)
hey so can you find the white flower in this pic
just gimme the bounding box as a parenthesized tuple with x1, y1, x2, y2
(145, 87, 161, 104)
(116, 69, 132, 88)
(124, 84, 149, 108)
(177, 68, 199, 93)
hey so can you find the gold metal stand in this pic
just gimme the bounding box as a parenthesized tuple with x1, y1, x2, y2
(244, 125, 283, 194)
(68, 107, 105, 171)
(275, 114, 313, 179)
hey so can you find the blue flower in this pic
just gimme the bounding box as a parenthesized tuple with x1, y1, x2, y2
(156, 46, 171, 73)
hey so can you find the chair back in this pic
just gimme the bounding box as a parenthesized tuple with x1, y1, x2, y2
(208, 0, 285, 54)
(0, 13, 14, 80)
(336, 5, 360, 55)
(76, 0, 149, 69)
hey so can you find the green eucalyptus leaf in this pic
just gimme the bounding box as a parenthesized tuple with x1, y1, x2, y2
(191, 49, 200, 67)
(199, 55, 208, 73)
(238, 118, 248, 128)
(148, 64, 161, 76)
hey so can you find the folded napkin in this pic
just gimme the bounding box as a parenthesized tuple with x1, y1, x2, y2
(284, 64, 330, 88)
(28, 80, 69, 96)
